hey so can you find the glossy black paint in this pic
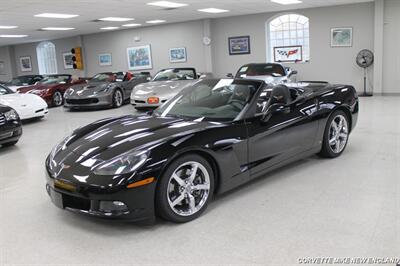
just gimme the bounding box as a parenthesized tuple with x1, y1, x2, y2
(45, 80, 359, 222)
(0, 104, 22, 146)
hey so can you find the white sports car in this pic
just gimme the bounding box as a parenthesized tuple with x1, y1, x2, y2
(0, 84, 48, 120)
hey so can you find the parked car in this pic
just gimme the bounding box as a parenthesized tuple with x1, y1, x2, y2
(64, 72, 150, 109)
(230, 63, 297, 84)
(2, 75, 44, 92)
(0, 84, 48, 120)
(0, 104, 22, 147)
(45, 78, 359, 223)
(17, 74, 86, 107)
(130, 68, 200, 110)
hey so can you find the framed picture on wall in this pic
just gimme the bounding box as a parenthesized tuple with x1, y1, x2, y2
(63, 52, 74, 69)
(331, 27, 353, 47)
(274, 46, 303, 63)
(169, 47, 187, 63)
(99, 53, 112, 66)
(20, 56, 32, 72)
(228, 36, 250, 55)
(127, 45, 152, 70)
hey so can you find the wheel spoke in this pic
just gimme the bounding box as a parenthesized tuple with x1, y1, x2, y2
(335, 140, 341, 153)
(188, 163, 199, 183)
(188, 194, 196, 212)
(170, 193, 185, 207)
(192, 183, 210, 191)
(172, 173, 185, 186)
(339, 133, 347, 139)
(329, 137, 336, 146)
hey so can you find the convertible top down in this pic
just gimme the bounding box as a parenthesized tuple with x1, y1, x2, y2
(46, 78, 358, 223)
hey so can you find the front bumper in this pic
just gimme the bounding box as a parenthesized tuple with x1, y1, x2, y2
(45, 171, 156, 222)
(130, 97, 167, 108)
(18, 107, 48, 120)
(64, 94, 113, 109)
(0, 121, 22, 145)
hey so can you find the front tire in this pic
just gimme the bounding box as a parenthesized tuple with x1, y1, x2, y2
(319, 110, 350, 158)
(156, 154, 214, 223)
(112, 89, 123, 108)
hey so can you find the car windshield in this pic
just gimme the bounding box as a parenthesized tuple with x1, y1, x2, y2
(154, 79, 260, 121)
(153, 69, 195, 82)
(236, 64, 285, 78)
(90, 72, 125, 83)
(0, 85, 13, 95)
(40, 75, 70, 85)
(7, 76, 35, 86)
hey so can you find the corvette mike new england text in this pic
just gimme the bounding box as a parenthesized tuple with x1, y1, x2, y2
(297, 257, 400, 264)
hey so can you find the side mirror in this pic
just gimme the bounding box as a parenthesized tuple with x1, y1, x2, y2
(226, 73, 234, 78)
(289, 70, 298, 77)
(146, 77, 152, 81)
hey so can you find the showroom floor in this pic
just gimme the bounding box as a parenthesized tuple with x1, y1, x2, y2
(0, 97, 398, 265)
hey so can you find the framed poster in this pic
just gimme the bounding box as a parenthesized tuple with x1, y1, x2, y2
(228, 36, 250, 55)
(127, 45, 152, 70)
(20, 56, 32, 72)
(169, 47, 187, 63)
(99, 53, 112, 66)
(63, 52, 74, 69)
(274, 46, 303, 63)
(331, 27, 353, 47)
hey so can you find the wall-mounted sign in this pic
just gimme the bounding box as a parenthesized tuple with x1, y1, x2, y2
(274, 46, 302, 63)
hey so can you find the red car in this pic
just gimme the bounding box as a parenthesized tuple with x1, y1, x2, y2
(17, 74, 86, 107)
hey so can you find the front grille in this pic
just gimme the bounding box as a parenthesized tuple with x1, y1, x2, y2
(35, 109, 44, 113)
(66, 98, 99, 105)
(135, 100, 146, 104)
(63, 194, 91, 211)
(0, 114, 5, 126)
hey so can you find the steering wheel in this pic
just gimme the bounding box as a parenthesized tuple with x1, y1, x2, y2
(228, 99, 245, 111)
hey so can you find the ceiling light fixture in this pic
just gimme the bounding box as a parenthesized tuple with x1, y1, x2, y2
(34, 13, 79, 19)
(0, 35, 28, 38)
(122, 23, 142, 27)
(98, 17, 134, 22)
(41, 27, 75, 31)
(147, 1, 188, 8)
(0, 26, 18, 29)
(197, 8, 229, 13)
(100, 26, 120, 30)
(271, 0, 302, 5)
(146, 20, 166, 24)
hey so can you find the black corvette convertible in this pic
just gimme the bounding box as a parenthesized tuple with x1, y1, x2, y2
(45, 79, 358, 223)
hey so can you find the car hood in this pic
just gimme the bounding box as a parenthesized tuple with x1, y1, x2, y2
(66, 82, 111, 97)
(132, 80, 197, 98)
(7, 85, 26, 92)
(0, 93, 48, 112)
(18, 84, 57, 93)
(54, 115, 225, 163)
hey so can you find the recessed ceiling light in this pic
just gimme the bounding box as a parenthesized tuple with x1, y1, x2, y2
(198, 8, 229, 13)
(146, 20, 166, 24)
(41, 27, 75, 31)
(271, 0, 302, 5)
(0, 26, 18, 29)
(34, 13, 79, 19)
(122, 23, 142, 27)
(100, 26, 120, 30)
(98, 17, 134, 22)
(0, 35, 28, 38)
(147, 1, 188, 8)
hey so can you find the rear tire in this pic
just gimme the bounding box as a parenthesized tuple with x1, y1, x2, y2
(52, 91, 63, 107)
(112, 89, 123, 108)
(318, 110, 350, 158)
(156, 154, 214, 223)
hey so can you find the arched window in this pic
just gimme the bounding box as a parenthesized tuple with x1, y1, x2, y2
(268, 14, 310, 62)
(36, 41, 58, 74)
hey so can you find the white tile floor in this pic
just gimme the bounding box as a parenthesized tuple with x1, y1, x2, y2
(0, 97, 399, 265)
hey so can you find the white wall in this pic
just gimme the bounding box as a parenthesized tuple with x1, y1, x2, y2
(83, 20, 207, 76)
(211, 2, 375, 92)
(12, 36, 83, 76)
(0, 46, 15, 81)
(382, 0, 400, 94)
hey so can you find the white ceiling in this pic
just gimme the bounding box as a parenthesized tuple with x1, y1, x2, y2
(0, 0, 372, 46)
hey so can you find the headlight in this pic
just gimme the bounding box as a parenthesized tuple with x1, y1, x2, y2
(92, 150, 148, 176)
(4, 109, 19, 121)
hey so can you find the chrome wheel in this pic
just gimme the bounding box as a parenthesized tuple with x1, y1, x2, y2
(53, 91, 63, 106)
(167, 161, 210, 217)
(328, 114, 348, 154)
(114, 90, 123, 107)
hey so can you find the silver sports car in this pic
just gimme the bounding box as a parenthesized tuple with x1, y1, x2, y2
(64, 72, 150, 109)
(130, 68, 200, 110)
(232, 63, 298, 84)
